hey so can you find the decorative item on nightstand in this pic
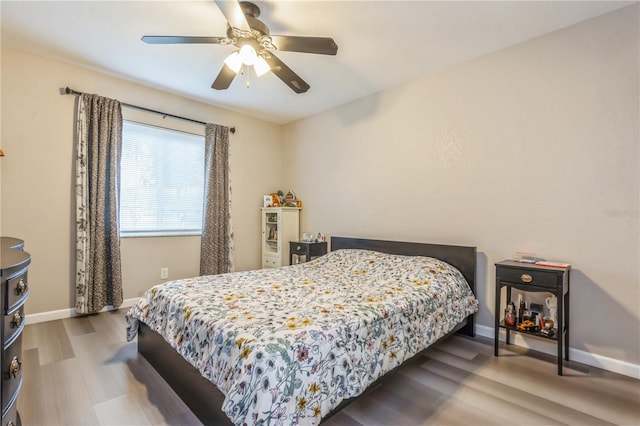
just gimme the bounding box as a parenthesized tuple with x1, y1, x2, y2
(545, 295, 558, 326)
(504, 303, 516, 326)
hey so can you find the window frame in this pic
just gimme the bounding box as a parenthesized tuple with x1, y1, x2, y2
(119, 117, 206, 238)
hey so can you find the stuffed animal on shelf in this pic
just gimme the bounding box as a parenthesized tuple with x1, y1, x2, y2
(270, 193, 281, 207)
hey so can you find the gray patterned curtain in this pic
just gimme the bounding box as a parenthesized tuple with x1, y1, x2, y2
(75, 93, 123, 314)
(200, 123, 233, 275)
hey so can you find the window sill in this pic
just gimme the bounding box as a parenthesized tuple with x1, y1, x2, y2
(120, 231, 202, 238)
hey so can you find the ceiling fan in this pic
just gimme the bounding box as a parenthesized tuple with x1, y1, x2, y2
(142, 0, 338, 94)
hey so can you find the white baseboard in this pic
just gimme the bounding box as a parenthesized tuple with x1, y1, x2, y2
(25, 297, 140, 324)
(476, 325, 640, 380)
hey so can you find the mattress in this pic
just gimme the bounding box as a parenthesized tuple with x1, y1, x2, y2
(126, 249, 478, 425)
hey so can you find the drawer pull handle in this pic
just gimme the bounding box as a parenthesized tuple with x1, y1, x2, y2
(11, 312, 22, 328)
(16, 278, 28, 295)
(8, 356, 21, 379)
(296, 246, 301, 251)
(520, 274, 533, 283)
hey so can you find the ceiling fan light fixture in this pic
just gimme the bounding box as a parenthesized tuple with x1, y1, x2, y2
(225, 44, 271, 78)
(224, 51, 243, 73)
(238, 44, 257, 65)
(254, 55, 270, 77)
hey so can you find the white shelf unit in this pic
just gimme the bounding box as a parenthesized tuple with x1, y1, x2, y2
(261, 207, 301, 268)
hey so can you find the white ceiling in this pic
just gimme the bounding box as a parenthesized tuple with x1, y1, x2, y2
(1, 1, 633, 124)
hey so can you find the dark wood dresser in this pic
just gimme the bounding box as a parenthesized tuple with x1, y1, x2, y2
(1, 237, 30, 426)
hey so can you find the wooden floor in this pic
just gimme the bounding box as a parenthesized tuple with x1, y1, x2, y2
(18, 309, 640, 426)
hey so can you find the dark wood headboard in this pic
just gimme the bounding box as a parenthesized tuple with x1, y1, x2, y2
(331, 236, 476, 291)
(331, 236, 477, 336)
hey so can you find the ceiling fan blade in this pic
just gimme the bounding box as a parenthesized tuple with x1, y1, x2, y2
(263, 53, 310, 94)
(214, 0, 251, 32)
(212, 64, 237, 90)
(270, 35, 338, 55)
(142, 36, 229, 44)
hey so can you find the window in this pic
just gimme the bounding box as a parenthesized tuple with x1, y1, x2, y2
(120, 121, 205, 237)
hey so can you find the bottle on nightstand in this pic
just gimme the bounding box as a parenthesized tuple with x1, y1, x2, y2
(518, 295, 525, 324)
(505, 303, 516, 327)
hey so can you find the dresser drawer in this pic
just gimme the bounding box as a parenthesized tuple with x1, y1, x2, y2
(1, 334, 23, 411)
(1, 394, 19, 426)
(5, 271, 28, 314)
(3, 304, 25, 348)
(497, 266, 559, 289)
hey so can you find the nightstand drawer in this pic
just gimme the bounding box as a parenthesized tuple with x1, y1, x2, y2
(497, 267, 558, 289)
(291, 244, 307, 255)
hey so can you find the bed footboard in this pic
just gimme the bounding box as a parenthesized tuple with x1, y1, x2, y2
(138, 323, 232, 425)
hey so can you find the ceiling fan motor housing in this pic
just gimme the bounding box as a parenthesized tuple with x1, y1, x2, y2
(239, 1, 269, 36)
(225, 1, 271, 53)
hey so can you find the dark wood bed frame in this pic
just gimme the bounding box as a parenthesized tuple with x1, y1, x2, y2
(137, 236, 477, 424)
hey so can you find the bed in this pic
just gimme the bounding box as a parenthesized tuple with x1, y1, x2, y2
(125, 236, 478, 425)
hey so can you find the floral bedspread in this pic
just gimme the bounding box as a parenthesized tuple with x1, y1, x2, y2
(126, 249, 478, 425)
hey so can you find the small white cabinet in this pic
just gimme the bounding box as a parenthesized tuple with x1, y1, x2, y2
(261, 207, 300, 268)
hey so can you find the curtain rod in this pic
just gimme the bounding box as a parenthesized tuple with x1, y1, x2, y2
(64, 87, 235, 134)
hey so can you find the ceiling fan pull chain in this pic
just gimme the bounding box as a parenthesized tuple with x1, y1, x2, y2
(243, 64, 251, 88)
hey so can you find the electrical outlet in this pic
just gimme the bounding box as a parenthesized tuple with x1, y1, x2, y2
(160, 268, 169, 279)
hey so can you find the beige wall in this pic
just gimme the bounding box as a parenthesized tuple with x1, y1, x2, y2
(283, 6, 639, 364)
(0, 47, 282, 313)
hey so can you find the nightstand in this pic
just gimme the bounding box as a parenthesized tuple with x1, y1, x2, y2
(494, 260, 570, 375)
(289, 241, 328, 265)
